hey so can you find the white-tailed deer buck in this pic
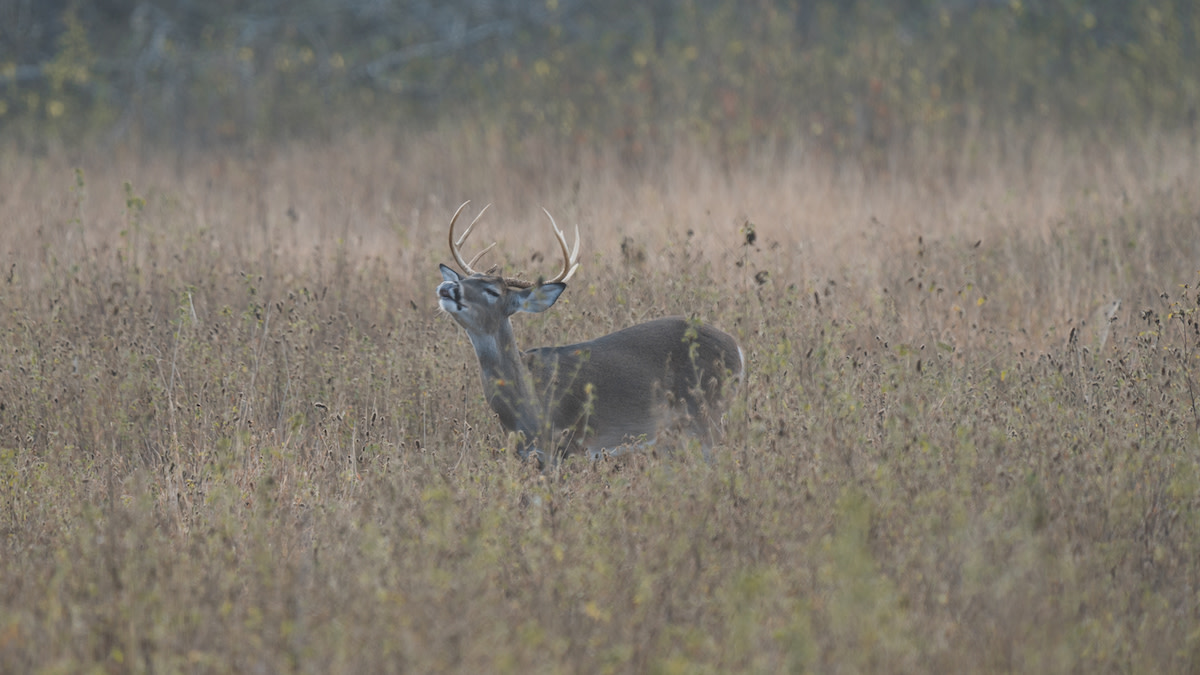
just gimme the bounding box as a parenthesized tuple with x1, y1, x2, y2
(436, 201, 744, 467)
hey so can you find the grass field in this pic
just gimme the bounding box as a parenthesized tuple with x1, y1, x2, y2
(2, 127, 1199, 672)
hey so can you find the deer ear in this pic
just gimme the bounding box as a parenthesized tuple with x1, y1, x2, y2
(440, 264, 463, 282)
(510, 283, 566, 314)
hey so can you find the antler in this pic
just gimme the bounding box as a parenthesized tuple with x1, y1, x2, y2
(542, 208, 581, 284)
(447, 201, 581, 286)
(448, 201, 497, 276)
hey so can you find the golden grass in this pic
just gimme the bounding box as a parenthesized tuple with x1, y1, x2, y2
(1, 127, 1198, 672)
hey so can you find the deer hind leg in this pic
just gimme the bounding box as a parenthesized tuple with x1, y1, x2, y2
(677, 407, 716, 463)
(673, 373, 726, 462)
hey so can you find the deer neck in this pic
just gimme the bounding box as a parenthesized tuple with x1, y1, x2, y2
(465, 320, 540, 432)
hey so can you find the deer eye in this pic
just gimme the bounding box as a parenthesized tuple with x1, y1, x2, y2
(483, 287, 501, 298)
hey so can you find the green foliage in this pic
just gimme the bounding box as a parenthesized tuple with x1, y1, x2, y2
(3, 1, 1198, 153)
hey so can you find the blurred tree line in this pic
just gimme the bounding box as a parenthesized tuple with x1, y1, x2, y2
(2, 0, 1197, 157)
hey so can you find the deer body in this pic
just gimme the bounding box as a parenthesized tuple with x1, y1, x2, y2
(437, 203, 742, 465)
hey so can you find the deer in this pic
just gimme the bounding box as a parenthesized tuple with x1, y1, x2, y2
(436, 201, 744, 467)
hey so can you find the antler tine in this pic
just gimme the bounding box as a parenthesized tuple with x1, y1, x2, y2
(542, 208, 581, 283)
(467, 242, 497, 269)
(448, 201, 496, 275)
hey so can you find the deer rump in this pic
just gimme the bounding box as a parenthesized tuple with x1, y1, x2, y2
(511, 317, 742, 459)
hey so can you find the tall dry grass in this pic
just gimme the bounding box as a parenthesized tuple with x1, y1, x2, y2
(1, 127, 1199, 672)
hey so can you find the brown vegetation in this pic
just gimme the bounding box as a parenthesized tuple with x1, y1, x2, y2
(1, 126, 1199, 672)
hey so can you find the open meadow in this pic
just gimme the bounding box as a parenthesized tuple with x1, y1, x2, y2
(2, 127, 1199, 672)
